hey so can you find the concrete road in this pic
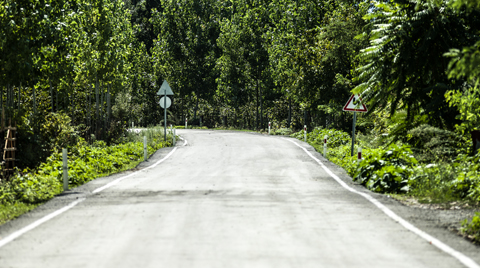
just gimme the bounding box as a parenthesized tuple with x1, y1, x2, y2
(0, 130, 479, 268)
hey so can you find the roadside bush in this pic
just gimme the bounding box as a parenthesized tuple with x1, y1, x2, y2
(327, 145, 358, 176)
(450, 153, 480, 201)
(461, 213, 480, 244)
(408, 164, 459, 203)
(291, 127, 350, 147)
(40, 112, 79, 152)
(175, 125, 208, 129)
(0, 132, 171, 205)
(407, 124, 467, 163)
(272, 128, 292, 136)
(354, 144, 418, 193)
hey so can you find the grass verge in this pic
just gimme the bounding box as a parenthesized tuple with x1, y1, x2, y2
(0, 126, 175, 225)
(291, 127, 480, 241)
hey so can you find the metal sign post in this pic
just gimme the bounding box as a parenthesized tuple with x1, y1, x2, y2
(157, 80, 174, 141)
(351, 111, 357, 157)
(164, 90, 167, 141)
(342, 94, 368, 157)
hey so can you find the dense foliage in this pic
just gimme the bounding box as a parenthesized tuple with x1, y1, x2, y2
(461, 213, 480, 244)
(2, 0, 479, 167)
(0, 128, 171, 205)
(2, 0, 480, 235)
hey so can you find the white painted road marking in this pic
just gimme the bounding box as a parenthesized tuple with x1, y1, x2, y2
(0, 138, 186, 248)
(283, 138, 480, 268)
(92, 147, 178, 194)
(0, 198, 85, 249)
(180, 136, 188, 146)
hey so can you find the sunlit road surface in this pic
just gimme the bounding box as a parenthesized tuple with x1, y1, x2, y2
(0, 129, 478, 268)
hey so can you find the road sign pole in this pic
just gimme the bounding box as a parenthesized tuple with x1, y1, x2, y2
(351, 111, 357, 157)
(164, 91, 167, 141)
(157, 80, 174, 140)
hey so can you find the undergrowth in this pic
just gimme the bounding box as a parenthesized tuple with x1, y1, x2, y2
(0, 126, 174, 224)
(461, 213, 480, 244)
(291, 126, 480, 239)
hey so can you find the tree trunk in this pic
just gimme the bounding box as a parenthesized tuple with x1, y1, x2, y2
(50, 81, 54, 112)
(100, 83, 104, 139)
(256, 80, 259, 129)
(304, 110, 307, 128)
(260, 87, 263, 129)
(288, 98, 292, 128)
(107, 85, 111, 124)
(33, 85, 36, 115)
(88, 87, 92, 137)
(18, 82, 21, 110)
(471, 130, 480, 155)
(95, 75, 99, 136)
(194, 93, 198, 119)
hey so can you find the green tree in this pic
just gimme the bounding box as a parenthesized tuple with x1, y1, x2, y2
(353, 0, 480, 134)
(151, 0, 221, 123)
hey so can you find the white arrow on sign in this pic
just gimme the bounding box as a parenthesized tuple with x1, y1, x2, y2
(342, 94, 368, 112)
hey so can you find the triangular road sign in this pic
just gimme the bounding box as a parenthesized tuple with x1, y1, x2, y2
(343, 94, 368, 112)
(157, 80, 174, 95)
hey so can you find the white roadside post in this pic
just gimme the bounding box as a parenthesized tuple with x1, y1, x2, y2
(324, 135, 328, 157)
(268, 122, 271, 135)
(185, 117, 188, 129)
(358, 147, 362, 162)
(62, 148, 68, 191)
(304, 125, 307, 142)
(132, 122, 134, 129)
(143, 136, 147, 161)
(171, 125, 175, 145)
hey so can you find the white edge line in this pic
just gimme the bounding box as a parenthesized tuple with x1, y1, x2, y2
(0, 198, 85, 248)
(282, 138, 480, 268)
(179, 136, 188, 146)
(93, 146, 179, 194)
(0, 142, 185, 249)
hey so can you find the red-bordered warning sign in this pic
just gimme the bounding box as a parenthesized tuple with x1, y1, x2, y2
(343, 94, 368, 112)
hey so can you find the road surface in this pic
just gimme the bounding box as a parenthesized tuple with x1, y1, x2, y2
(0, 129, 479, 268)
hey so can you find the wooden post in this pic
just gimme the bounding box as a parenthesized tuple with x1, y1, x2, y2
(3, 122, 17, 180)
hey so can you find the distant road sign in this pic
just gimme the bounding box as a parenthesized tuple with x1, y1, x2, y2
(343, 94, 368, 112)
(159, 96, 171, 109)
(157, 80, 174, 96)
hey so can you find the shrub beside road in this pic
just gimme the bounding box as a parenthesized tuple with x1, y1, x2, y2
(292, 127, 480, 244)
(0, 127, 174, 225)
